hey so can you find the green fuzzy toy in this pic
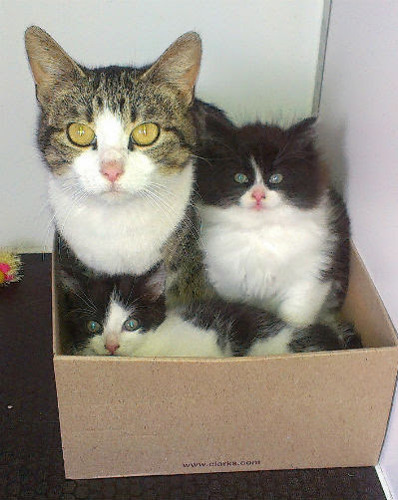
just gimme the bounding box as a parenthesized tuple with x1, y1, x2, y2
(0, 251, 22, 285)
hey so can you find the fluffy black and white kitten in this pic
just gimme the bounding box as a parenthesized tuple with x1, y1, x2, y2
(196, 118, 350, 326)
(60, 262, 359, 357)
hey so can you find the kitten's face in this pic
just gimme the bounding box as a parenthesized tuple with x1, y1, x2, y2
(197, 118, 327, 212)
(61, 265, 166, 355)
(25, 27, 201, 204)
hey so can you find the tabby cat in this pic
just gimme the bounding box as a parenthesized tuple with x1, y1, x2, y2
(25, 26, 226, 305)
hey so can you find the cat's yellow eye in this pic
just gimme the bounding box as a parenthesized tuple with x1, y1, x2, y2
(67, 123, 96, 147)
(131, 123, 160, 147)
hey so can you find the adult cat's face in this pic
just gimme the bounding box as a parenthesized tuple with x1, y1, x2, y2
(61, 264, 166, 355)
(197, 118, 327, 212)
(25, 27, 201, 203)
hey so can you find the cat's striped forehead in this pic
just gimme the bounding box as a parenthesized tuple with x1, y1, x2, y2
(44, 65, 186, 126)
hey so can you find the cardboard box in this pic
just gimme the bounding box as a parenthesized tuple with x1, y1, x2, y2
(52, 247, 398, 479)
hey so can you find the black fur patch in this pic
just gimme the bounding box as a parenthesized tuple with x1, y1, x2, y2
(180, 300, 286, 356)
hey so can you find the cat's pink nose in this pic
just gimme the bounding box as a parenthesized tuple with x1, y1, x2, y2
(100, 160, 124, 183)
(105, 342, 120, 355)
(251, 187, 266, 202)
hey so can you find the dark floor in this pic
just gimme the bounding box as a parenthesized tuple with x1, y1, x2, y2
(0, 253, 386, 500)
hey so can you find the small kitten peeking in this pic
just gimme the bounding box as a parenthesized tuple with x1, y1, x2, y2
(60, 264, 224, 357)
(196, 118, 350, 326)
(59, 262, 360, 358)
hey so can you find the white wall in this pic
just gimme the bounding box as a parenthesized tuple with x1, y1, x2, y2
(318, 1, 398, 497)
(0, 0, 326, 251)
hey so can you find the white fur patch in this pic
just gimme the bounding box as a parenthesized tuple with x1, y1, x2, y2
(248, 326, 294, 356)
(120, 314, 225, 358)
(72, 110, 128, 195)
(102, 296, 131, 343)
(50, 169, 193, 275)
(199, 194, 335, 326)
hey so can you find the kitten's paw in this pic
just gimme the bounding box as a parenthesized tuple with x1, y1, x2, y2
(278, 301, 319, 327)
(279, 306, 318, 327)
(278, 282, 331, 326)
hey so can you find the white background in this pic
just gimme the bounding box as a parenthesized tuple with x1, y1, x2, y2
(0, 0, 325, 251)
(318, 1, 398, 497)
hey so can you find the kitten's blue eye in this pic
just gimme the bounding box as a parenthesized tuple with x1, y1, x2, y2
(123, 318, 140, 331)
(269, 173, 283, 184)
(86, 320, 102, 334)
(234, 173, 249, 184)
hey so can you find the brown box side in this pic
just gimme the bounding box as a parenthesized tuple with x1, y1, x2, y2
(54, 349, 398, 478)
(342, 246, 398, 347)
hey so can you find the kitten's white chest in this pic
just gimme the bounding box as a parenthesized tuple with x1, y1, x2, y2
(200, 203, 332, 308)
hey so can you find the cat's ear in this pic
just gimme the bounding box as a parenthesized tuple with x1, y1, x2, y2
(25, 26, 86, 104)
(142, 32, 202, 105)
(142, 263, 167, 302)
(288, 117, 318, 148)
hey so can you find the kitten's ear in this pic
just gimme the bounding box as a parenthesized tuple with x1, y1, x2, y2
(288, 117, 318, 148)
(25, 26, 86, 104)
(58, 269, 82, 294)
(290, 116, 317, 133)
(142, 263, 167, 302)
(142, 32, 202, 105)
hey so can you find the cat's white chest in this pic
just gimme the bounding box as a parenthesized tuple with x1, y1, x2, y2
(200, 203, 332, 308)
(49, 169, 192, 275)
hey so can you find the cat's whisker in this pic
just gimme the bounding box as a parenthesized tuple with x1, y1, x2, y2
(147, 182, 173, 196)
(139, 188, 199, 249)
(140, 189, 176, 224)
(149, 189, 199, 241)
(142, 186, 177, 215)
(146, 187, 180, 210)
(48, 188, 86, 246)
(57, 191, 89, 238)
(69, 297, 97, 314)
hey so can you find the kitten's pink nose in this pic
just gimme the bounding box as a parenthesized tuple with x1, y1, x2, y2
(100, 160, 124, 183)
(251, 187, 266, 203)
(105, 342, 120, 355)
